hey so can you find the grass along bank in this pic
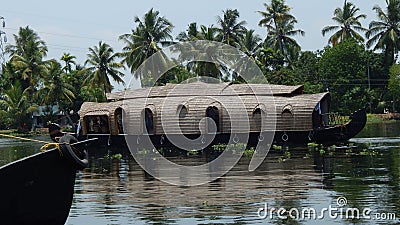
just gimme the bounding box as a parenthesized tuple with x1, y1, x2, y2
(367, 113, 400, 124)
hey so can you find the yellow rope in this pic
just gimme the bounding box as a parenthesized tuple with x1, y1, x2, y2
(0, 133, 49, 144)
(39, 143, 61, 154)
(0, 133, 63, 155)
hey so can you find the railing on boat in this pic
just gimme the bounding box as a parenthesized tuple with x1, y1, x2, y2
(323, 112, 350, 126)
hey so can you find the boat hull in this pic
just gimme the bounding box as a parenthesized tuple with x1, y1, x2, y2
(83, 131, 316, 149)
(81, 108, 367, 149)
(0, 149, 76, 225)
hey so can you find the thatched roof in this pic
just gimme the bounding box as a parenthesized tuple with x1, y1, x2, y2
(106, 82, 304, 101)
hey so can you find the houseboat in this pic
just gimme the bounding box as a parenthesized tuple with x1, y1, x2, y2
(76, 82, 366, 148)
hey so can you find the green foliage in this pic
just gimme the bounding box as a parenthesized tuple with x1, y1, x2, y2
(256, 47, 285, 73)
(388, 64, 400, 98)
(0, 81, 37, 129)
(216, 9, 247, 47)
(84, 41, 125, 99)
(0, 2, 398, 129)
(266, 68, 297, 85)
(272, 145, 282, 151)
(366, 0, 400, 67)
(319, 39, 370, 113)
(37, 59, 75, 106)
(307, 143, 381, 157)
(366, 114, 385, 123)
(5, 26, 47, 93)
(388, 64, 400, 111)
(186, 150, 198, 156)
(0, 110, 12, 129)
(60, 52, 76, 74)
(168, 66, 196, 84)
(278, 150, 291, 163)
(290, 51, 324, 93)
(243, 147, 255, 158)
(322, 1, 367, 45)
(258, 0, 304, 62)
(211, 143, 256, 157)
(119, 8, 173, 86)
(104, 153, 123, 160)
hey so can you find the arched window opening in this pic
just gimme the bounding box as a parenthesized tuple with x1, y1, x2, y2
(178, 105, 188, 119)
(85, 115, 109, 134)
(206, 106, 220, 134)
(143, 108, 154, 134)
(282, 104, 293, 117)
(178, 105, 188, 135)
(253, 108, 262, 132)
(115, 108, 124, 134)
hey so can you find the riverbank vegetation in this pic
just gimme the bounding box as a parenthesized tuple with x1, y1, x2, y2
(0, 0, 399, 131)
(366, 113, 400, 123)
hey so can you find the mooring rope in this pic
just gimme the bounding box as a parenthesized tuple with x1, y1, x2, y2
(0, 133, 49, 144)
(0, 133, 62, 153)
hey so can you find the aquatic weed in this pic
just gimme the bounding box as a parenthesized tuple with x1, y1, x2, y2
(243, 147, 255, 158)
(187, 150, 198, 156)
(272, 145, 282, 151)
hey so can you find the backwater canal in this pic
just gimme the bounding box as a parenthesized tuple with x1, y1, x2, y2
(0, 121, 399, 224)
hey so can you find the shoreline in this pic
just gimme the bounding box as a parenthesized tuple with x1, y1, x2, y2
(367, 113, 400, 123)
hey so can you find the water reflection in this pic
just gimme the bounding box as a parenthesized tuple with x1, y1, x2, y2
(69, 150, 328, 225)
(66, 121, 400, 225)
(0, 136, 49, 167)
(357, 121, 400, 138)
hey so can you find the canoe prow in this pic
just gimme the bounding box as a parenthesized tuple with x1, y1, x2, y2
(0, 135, 93, 225)
(313, 107, 367, 143)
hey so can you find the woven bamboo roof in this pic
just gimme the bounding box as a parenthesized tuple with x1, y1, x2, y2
(106, 82, 304, 101)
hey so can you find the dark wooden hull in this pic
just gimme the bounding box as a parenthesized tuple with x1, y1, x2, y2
(313, 108, 367, 144)
(81, 108, 367, 149)
(0, 149, 77, 225)
(83, 131, 325, 150)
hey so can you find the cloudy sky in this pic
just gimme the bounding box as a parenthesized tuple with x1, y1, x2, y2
(1, 0, 387, 89)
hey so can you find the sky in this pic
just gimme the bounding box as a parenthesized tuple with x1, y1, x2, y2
(0, 0, 387, 90)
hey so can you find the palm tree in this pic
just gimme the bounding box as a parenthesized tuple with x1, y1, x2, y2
(216, 9, 247, 47)
(175, 24, 223, 80)
(258, 0, 295, 31)
(38, 60, 75, 105)
(190, 25, 223, 79)
(0, 81, 37, 129)
(119, 8, 174, 76)
(256, 46, 285, 73)
(264, 17, 304, 60)
(258, 0, 304, 62)
(322, 0, 367, 46)
(230, 29, 262, 83)
(366, 0, 400, 66)
(177, 22, 200, 41)
(5, 26, 47, 92)
(38, 60, 76, 127)
(84, 41, 124, 99)
(5, 26, 47, 58)
(240, 29, 262, 58)
(177, 22, 222, 42)
(60, 52, 76, 74)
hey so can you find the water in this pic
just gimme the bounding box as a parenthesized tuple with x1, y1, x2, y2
(0, 135, 49, 167)
(0, 121, 399, 224)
